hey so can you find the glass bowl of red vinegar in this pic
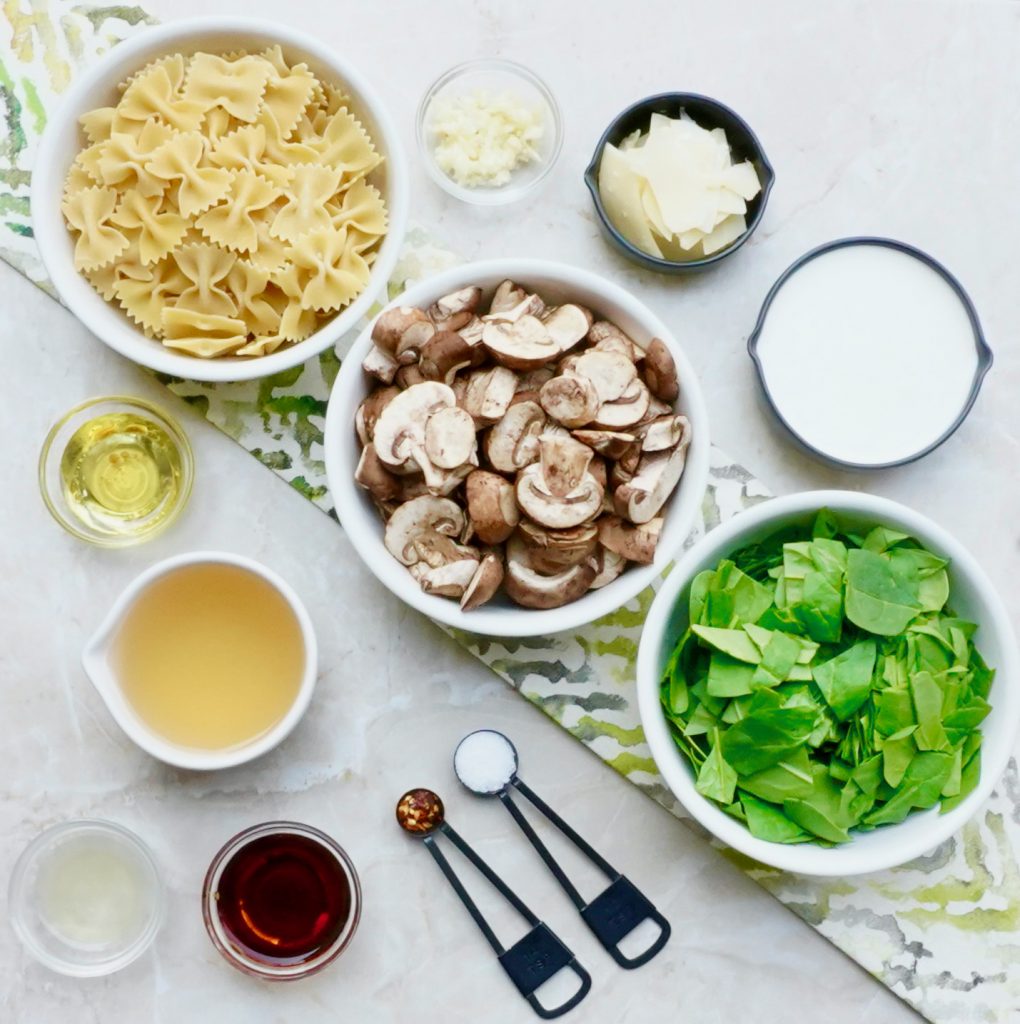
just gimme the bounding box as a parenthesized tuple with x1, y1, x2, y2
(202, 821, 362, 980)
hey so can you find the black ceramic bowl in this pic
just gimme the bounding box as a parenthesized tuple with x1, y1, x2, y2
(747, 237, 993, 470)
(584, 93, 775, 274)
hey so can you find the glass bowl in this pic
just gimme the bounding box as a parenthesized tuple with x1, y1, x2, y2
(8, 820, 164, 977)
(202, 821, 362, 981)
(416, 58, 563, 206)
(38, 395, 194, 547)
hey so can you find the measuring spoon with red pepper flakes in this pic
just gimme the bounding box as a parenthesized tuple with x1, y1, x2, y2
(395, 788, 591, 1019)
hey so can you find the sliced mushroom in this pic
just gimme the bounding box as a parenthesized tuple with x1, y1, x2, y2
(489, 279, 527, 315)
(539, 433, 594, 498)
(571, 429, 636, 460)
(598, 515, 664, 564)
(458, 316, 486, 346)
(637, 414, 686, 452)
(637, 395, 674, 428)
(466, 470, 519, 544)
(372, 381, 456, 485)
(588, 454, 608, 493)
(610, 459, 635, 491)
(419, 331, 477, 384)
(643, 338, 679, 402)
(482, 315, 560, 371)
(589, 544, 628, 588)
(463, 366, 518, 424)
(428, 286, 482, 330)
(424, 406, 477, 469)
(556, 352, 583, 376)
(400, 463, 473, 498)
(517, 366, 555, 392)
(538, 374, 600, 428)
(542, 304, 593, 354)
(515, 521, 598, 575)
(570, 350, 638, 405)
(373, 498, 400, 521)
(510, 390, 541, 408)
(355, 443, 402, 501)
(484, 401, 545, 473)
(588, 321, 645, 362)
(419, 558, 480, 598)
(362, 344, 399, 384)
(618, 440, 643, 475)
(384, 495, 469, 568)
(460, 553, 504, 611)
(356, 386, 400, 445)
(484, 291, 546, 324)
(504, 549, 597, 609)
(613, 423, 691, 523)
(515, 462, 603, 529)
(372, 306, 436, 364)
(395, 363, 428, 390)
(591, 378, 651, 429)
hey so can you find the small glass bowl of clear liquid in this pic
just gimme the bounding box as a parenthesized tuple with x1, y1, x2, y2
(38, 396, 194, 547)
(8, 819, 164, 976)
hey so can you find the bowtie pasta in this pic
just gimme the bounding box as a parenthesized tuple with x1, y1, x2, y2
(61, 46, 388, 359)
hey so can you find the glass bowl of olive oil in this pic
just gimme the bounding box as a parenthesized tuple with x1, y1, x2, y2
(39, 396, 193, 547)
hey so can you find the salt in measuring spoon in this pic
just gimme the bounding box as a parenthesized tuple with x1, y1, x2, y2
(395, 788, 591, 1019)
(453, 730, 671, 969)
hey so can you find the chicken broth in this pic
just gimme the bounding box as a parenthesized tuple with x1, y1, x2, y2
(111, 563, 304, 750)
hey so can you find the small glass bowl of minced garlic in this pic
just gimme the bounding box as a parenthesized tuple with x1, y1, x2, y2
(417, 58, 563, 205)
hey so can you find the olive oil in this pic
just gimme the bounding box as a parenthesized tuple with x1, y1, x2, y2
(59, 412, 182, 536)
(112, 563, 305, 750)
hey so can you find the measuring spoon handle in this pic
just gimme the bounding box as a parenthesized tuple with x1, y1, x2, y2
(505, 779, 671, 970)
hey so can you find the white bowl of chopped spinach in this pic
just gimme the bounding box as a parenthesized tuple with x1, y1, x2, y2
(636, 490, 1019, 875)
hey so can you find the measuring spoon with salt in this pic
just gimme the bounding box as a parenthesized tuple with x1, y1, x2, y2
(453, 730, 671, 969)
(395, 788, 591, 1019)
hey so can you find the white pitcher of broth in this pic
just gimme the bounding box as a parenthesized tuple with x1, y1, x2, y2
(82, 552, 318, 770)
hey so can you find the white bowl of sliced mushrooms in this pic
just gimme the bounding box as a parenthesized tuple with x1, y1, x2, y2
(324, 259, 710, 636)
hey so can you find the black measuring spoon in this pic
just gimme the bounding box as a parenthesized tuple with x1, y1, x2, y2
(395, 788, 591, 1019)
(452, 730, 671, 969)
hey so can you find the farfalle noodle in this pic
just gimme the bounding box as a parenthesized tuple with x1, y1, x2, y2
(62, 186, 128, 271)
(271, 163, 340, 242)
(61, 46, 388, 358)
(195, 170, 279, 253)
(111, 191, 189, 265)
(285, 226, 371, 312)
(145, 133, 232, 217)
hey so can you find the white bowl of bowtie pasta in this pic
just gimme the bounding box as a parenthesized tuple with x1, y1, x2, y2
(32, 18, 409, 382)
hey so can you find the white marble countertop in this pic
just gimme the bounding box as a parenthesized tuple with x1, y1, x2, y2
(3, 0, 1019, 1020)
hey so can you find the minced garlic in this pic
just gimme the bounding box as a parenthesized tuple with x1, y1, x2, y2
(430, 89, 544, 188)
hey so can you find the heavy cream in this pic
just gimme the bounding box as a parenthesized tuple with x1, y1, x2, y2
(753, 243, 983, 466)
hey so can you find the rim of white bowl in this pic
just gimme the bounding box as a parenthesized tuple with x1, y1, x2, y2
(324, 258, 711, 637)
(81, 550, 318, 770)
(636, 489, 1020, 876)
(31, 17, 409, 383)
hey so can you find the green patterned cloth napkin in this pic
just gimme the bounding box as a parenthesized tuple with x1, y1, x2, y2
(5, 6, 1019, 1021)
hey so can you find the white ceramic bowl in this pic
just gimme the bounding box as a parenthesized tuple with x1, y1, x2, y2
(325, 258, 710, 637)
(32, 17, 409, 382)
(81, 551, 318, 770)
(636, 490, 1020, 876)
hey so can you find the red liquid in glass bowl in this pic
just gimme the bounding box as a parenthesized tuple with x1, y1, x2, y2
(203, 822, 361, 979)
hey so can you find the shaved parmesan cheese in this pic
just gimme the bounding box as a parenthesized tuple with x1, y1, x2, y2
(720, 161, 762, 201)
(596, 112, 762, 261)
(701, 213, 748, 255)
(597, 144, 661, 256)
